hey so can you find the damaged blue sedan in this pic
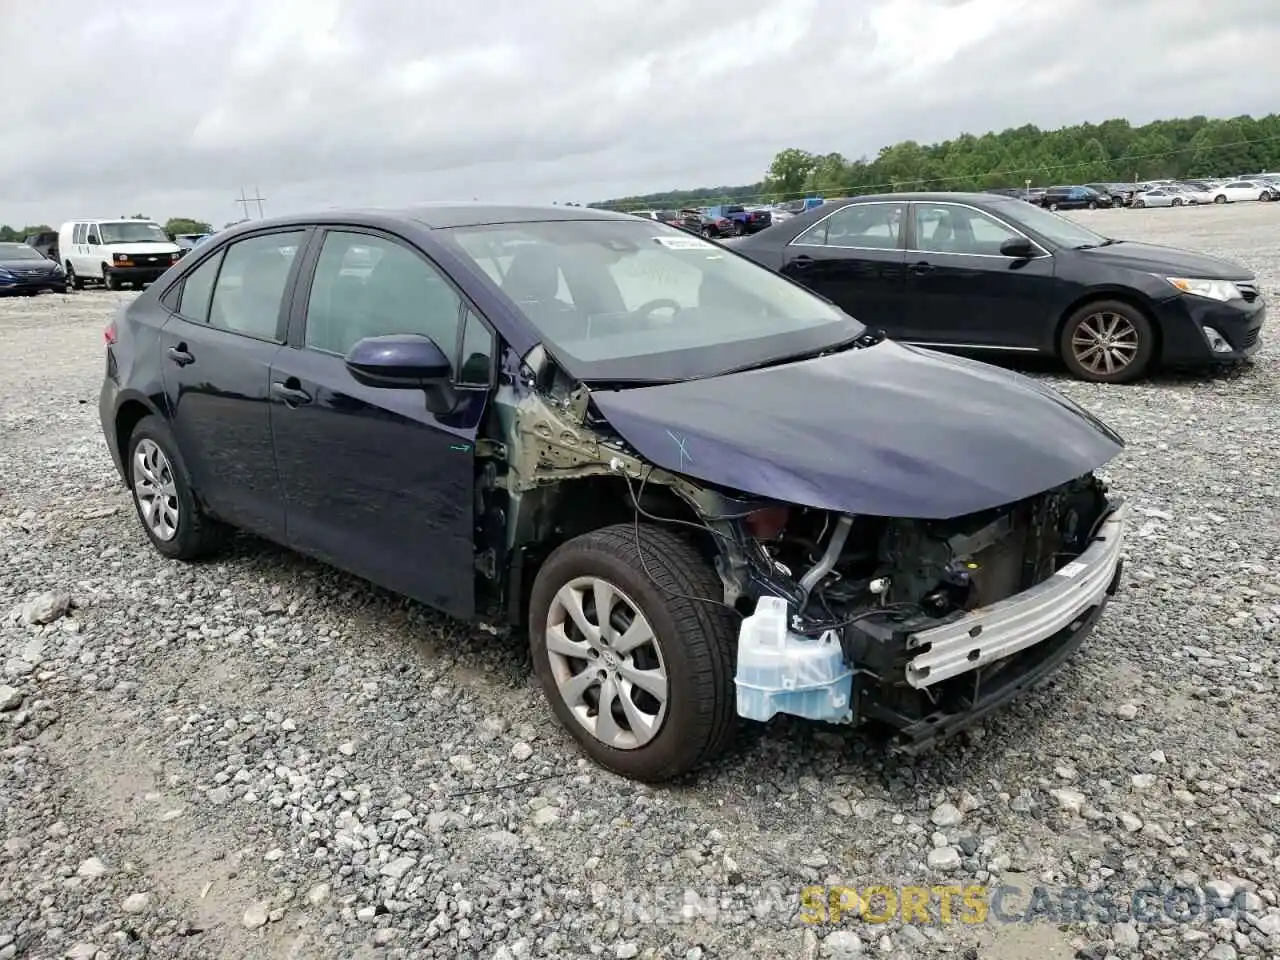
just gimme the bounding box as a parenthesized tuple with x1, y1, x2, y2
(98, 204, 1127, 782)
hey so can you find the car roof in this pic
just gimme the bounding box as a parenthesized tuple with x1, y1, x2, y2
(835, 191, 1027, 204)
(208, 203, 636, 234)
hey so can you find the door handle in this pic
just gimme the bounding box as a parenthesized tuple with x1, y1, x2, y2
(909, 261, 935, 274)
(166, 345, 194, 366)
(789, 254, 815, 270)
(271, 381, 312, 407)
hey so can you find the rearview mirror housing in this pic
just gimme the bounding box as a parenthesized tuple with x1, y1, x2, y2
(1000, 237, 1035, 259)
(345, 334, 451, 389)
(86, 235, 100, 246)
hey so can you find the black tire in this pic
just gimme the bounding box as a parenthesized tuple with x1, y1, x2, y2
(1048, 202, 1059, 211)
(102, 265, 120, 290)
(1173, 198, 1183, 207)
(1087, 200, 1097, 210)
(124, 415, 229, 560)
(528, 523, 740, 782)
(1214, 194, 1227, 204)
(1262, 190, 1274, 202)
(1133, 199, 1145, 208)
(1059, 299, 1154, 384)
(66, 262, 83, 290)
(701, 227, 714, 239)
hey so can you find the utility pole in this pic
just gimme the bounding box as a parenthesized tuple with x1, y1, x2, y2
(235, 185, 268, 219)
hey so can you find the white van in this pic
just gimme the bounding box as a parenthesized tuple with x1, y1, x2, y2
(57, 219, 182, 290)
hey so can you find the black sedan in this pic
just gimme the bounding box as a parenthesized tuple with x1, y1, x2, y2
(0, 242, 68, 295)
(727, 192, 1264, 382)
(99, 204, 1128, 781)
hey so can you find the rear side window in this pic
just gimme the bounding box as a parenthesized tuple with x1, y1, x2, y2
(176, 251, 225, 322)
(73, 224, 86, 244)
(207, 232, 302, 341)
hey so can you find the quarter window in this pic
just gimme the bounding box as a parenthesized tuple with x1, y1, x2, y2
(73, 224, 86, 244)
(207, 231, 301, 341)
(176, 251, 225, 322)
(304, 231, 464, 361)
(912, 205, 1023, 256)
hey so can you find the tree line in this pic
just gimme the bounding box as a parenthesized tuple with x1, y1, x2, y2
(591, 113, 1280, 210)
(0, 217, 213, 244)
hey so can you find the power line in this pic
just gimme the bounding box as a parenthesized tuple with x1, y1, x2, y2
(602, 132, 1280, 210)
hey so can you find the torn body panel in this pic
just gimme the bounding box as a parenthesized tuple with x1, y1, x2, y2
(481, 343, 1126, 752)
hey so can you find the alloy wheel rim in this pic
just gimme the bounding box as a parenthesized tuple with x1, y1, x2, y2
(544, 575, 669, 750)
(1072, 312, 1139, 377)
(132, 439, 180, 541)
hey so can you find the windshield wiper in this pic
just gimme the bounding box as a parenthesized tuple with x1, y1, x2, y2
(721, 330, 881, 376)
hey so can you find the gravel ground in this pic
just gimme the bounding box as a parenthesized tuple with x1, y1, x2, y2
(1, 202, 1278, 960)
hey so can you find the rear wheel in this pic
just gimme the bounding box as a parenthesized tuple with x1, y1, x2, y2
(125, 415, 229, 560)
(1133, 199, 1145, 208)
(1214, 194, 1227, 204)
(1173, 198, 1183, 207)
(528, 523, 739, 782)
(1060, 300, 1154, 384)
(1048, 202, 1059, 211)
(1087, 200, 1097, 210)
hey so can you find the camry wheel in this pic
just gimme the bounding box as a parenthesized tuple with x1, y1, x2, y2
(1060, 300, 1154, 384)
(529, 523, 738, 782)
(126, 415, 228, 560)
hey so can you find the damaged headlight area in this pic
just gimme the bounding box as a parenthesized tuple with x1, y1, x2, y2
(720, 475, 1126, 751)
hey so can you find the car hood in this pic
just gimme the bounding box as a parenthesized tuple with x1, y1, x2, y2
(1077, 241, 1251, 280)
(0, 258, 56, 270)
(591, 340, 1124, 519)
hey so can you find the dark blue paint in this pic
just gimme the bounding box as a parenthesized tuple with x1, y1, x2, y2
(592, 339, 1124, 520)
(345, 334, 452, 387)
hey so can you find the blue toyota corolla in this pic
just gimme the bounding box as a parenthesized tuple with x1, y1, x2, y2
(98, 204, 1128, 782)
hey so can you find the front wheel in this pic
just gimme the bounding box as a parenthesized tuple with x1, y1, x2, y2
(529, 524, 739, 782)
(1214, 194, 1227, 204)
(1173, 198, 1183, 207)
(1048, 202, 1059, 211)
(66, 263, 83, 290)
(1133, 199, 1145, 208)
(1087, 200, 1097, 210)
(103, 265, 120, 290)
(1060, 300, 1154, 384)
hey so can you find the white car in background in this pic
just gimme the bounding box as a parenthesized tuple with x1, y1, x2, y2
(1131, 186, 1187, 208)
(1211, 180, 1275, 203)
(1170, 183, 1214, 204)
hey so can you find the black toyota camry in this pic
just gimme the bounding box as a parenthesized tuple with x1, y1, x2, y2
(726, 192, 1264, 383)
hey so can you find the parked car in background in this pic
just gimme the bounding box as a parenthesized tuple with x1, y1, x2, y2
(705, 204, 772, 235)
(681, 209, 735, 238)
(1085, 183, 1132, 207)
(1041, 186, 1111, 211)
(1211, 180, 1275, 203)
(0, 242, 68, 295)
(98, 203, 1131, 782)
(24, 230, 59, 262)
(628, 210, 684, 227)
(1131, 186, 1188, 208)
(728, 192, 1263, 383)
(173, 233, 212, 255)
(58, 219, 183, 290)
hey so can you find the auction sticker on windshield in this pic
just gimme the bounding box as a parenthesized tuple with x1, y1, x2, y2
(652, 235, 715, 251)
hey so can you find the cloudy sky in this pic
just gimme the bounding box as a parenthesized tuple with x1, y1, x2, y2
(4, 0, 1278, 228)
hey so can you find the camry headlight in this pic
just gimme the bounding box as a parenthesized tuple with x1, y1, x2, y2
(1166, 277, 1242, 302)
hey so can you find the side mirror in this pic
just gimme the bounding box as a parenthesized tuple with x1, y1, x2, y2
(1000, 237, 1035, 259)
(345, 334, 451, 389)
(86, 234, 100, 245)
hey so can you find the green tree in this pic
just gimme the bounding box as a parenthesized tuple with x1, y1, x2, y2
(763, 149, 817, 200)
(164, 217, 213, 237)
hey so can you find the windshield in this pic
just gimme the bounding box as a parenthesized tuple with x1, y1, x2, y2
(994, 199, 1108, 249)
(440, 218, 860, 382)
(0, 245, 44, 261)
(98, 221, 169, 244)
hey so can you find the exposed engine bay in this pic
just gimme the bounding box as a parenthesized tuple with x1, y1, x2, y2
(478, 344, 1124, 748)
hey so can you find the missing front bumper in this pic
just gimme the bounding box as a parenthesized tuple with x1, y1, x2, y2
(903, 501, 1127, 689)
